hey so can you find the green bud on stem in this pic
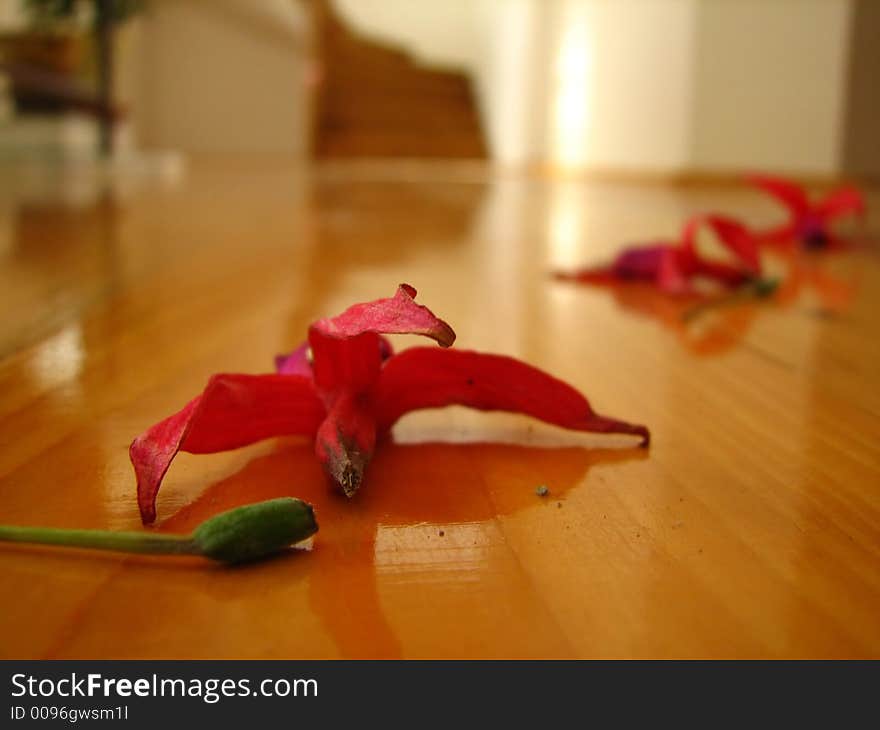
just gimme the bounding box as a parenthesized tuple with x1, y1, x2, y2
(192, 497, 318, 564)
(0, 497, 318, 566)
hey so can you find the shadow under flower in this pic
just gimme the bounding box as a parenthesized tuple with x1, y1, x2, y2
(159, 437, 646, 658)
(566, 278, 772, 357)
(768, 249, 859, 315)
(559, 247, 860, 356)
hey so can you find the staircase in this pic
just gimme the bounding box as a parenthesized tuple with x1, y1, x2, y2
(311, 0, 487, 159)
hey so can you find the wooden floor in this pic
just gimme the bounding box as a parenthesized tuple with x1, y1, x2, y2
(0, 159, 878, 658)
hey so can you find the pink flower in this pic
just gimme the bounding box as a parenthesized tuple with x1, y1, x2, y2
(748, 174, 866, 250)
(556, 214, 761, 295)
(131, 285, 649, 524)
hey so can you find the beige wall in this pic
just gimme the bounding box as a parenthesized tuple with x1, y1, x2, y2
(475, 0, 547, 165)
(335, 0, 698, 170)
(542, 0, 697, 171)
(130, 0, 309, 155)
(334, 0, 862, 176)
(332, 0, 479, 70)
(691, 0, 853, 175)
(115, 0, 869, 174)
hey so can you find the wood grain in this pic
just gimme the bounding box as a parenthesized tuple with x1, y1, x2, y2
(0, 159, 878, 658)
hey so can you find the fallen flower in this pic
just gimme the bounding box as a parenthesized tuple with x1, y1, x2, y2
(772, 250, 857, 314)
(132, 285, 649, 523)
(747, 174, 866, 250)
(555, 214, 761, 295)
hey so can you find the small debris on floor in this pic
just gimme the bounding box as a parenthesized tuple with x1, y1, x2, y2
(535, 485, 550, 497)
(438, 530, 445, 537)
(557, 501, 562, 508)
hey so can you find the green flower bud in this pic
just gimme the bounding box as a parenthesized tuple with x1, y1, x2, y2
(191, 497, 318, 564)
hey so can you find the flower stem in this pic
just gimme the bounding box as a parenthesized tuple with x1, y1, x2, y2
(0, 524, 196, 556)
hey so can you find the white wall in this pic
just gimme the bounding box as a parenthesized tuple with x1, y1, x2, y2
(332, 0, 479, 70)
(543, 0, 698, 171)
(0, 0, 861, 170)
(131, 0, 309, 155)
(334, 0, 698, 170)
(691, 0, 853, 175)
(475, 0, 548, 166)
(333, 0, 857, 176)
(333, 0, 539, 163)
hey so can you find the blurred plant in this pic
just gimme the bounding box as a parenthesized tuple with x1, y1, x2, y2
(20, 0, 146, 155)
(23, 0, 145, 29)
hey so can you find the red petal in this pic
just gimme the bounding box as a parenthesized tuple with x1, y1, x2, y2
(374, 348, 650, 446)
(747, 174, 811, 217)
(275, 338, 395, 380)
(308, 284, 455, 393)
(815, 185, 866, 221)
(314, 392, 378, 497)
(553, 268, 620, 285)
(754, 222, 799, 248)
(681, 214, 762, 274)
(656, 249, 692, 294)
(310, 284, 455, 346)
(131, 374, 324, 523)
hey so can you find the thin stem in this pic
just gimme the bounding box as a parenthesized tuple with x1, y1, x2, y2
(0, 497, 318, 565)
(0, 525, 197, 557)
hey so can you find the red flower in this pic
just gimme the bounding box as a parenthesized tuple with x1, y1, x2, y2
(747, 174, 866, 250)
(131, 285, 649, 523)
(555, 214, 761, 295)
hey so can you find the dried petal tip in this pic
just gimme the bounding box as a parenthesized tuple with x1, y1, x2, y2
(338, 459, 364, 498)
(591, 417, 650, 448)
(315, 427, 371, 499)
(397, 284, 457, 348)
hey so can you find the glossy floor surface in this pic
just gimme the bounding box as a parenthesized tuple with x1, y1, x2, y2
(1, 160, 878, 658)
